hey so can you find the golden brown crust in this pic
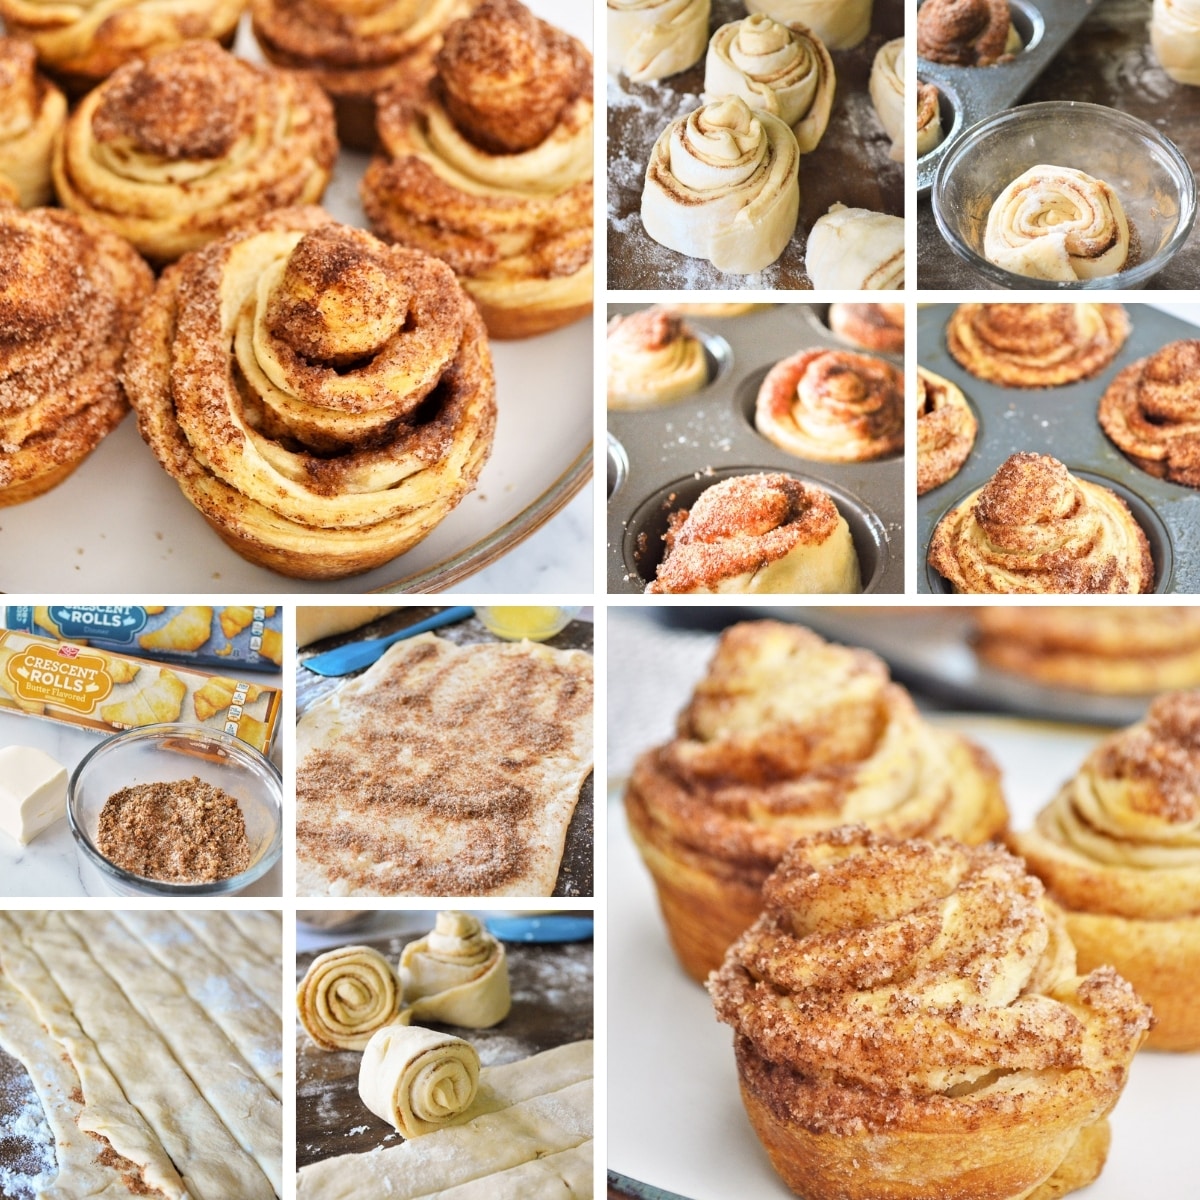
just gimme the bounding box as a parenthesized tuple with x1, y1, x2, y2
(362, 0, 593, 339)
(624, 621, 1008, 980)
(710, 826, 1151, 1200)
(916, 80, 942, 154)
(121, 207, 496, 580)
(828, 302, 904, 354)
(755, 348, 903, 462)
(947, 303, 1130, 388)
(974, 607, 1200, 694)
(0, 206, 153, 506)
(917, 365, 977, 495)
(1012, 691, 1200, 1050)
(928, 452, 1154, 594)
(52, 41, 336, 265)
(0, 38, 67, 209)
(1098, 339, 1200, 486)
(0, 0, 244, 92)
(917, 0, 1016, 65)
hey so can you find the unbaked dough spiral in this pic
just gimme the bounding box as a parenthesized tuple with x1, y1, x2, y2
(358, 1025, 480, 1137)
(1151, 0, 1200, 84)
(296, 944, 402, 1051)
(53, 41, 336, 264)
(607, 0, 711, 82)
(744, 0, 873, 50)
(984, 165, 1130, 282)
(756, 348, 903, 462)
(1098, 339, 1200, 487)
(869, 37, 904, 163)
(805, 203, 903, 289)
(709, 825, 1152, 1200)
(703, 14, 835, 153)
(641, 95, 800, 274)
(0, 38, 66, 208)
(122, 208, 497, 580)
(607, 308, 709, 409)
(927, 452, 1154, 594)
(1013, 691, 1200, 1050)
(624, 620, 1007, 979)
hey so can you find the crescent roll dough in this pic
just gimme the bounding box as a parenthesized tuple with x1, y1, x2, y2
(358, 1024, 480, 1137)
(399, 912, 511, 1029)
(139, 606, 213, 653)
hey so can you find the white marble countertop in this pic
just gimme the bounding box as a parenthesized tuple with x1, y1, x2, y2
(0, 699, 282, 899)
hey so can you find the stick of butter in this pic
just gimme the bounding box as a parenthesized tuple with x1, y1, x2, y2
(0, 745, 68, 844)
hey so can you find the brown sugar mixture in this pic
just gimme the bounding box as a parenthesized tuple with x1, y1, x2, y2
(96, 777, 250, 883)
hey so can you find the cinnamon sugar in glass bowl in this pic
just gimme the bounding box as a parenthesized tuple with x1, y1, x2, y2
(67, 723, 282, 897)
(932, 101, 1196, 289)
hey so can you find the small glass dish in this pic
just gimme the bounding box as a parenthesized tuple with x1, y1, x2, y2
(67, 723, 282, 897)
(932, 101, 1197, 289)
(475, 606, 582, 641)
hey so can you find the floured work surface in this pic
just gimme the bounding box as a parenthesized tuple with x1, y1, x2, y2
(296, 633, 594, 897)
(297, 1040, 593, 1200)
(0, 910, 283, 1199)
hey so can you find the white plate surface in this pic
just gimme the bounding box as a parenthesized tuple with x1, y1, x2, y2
(0, 4, 593, 594)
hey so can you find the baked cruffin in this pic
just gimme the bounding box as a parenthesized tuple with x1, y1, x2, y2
(121, 207, 496, 580)
(709, 826, 1152, 1200)
(947, 303, 1130, 387)
(916, 365, 977, 495)
(1098, 339, 1200, 487)
(644, 473, 861, 595)
(250, 0, 474, 150)
(0, 38, 66, 208)
(1012, 691, 1200, 1051)
(0, 206, 153, 506)
(606, 307, 708, 409)
(0, 0, 244, 94)
(828, 302, 904, 354)
(624, 621, 1007, 981)
(916, 0, 1021, 65)
(927, 453, 1154, 595)
(361, 0, 593, 339)
(52, 41, 337, 265)
(974, 607, 1200, 695)
(755, 347, 903, 462)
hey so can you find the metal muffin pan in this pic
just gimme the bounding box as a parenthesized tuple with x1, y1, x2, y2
(607, 304, 904, 595)
(917, 303, 1200, 594)
(918, 0, 1099, 196)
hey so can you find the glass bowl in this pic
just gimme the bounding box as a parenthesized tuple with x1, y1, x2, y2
(932, 101, 1197, 289)
(67, 723, 282, 897)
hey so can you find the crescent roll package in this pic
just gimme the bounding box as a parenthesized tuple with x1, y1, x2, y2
(0, 629, 281, 753)
(5, 606, 283, 671)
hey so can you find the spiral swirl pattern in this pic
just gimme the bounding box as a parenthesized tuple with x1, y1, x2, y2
(399, 910, 511, 1028)
(756, 348, 903, 462)
(927, 452, 1154, 594)
(984, 165, 1131, 282)
(1098, 339, 1200, 487)
(947, 302, 1130, 387)
(745, 0, 872, 50)
(607, 308, 708, 409)
(917, 0, 1018, 65)
(608, 0, 710, 83)
(1014, 691, 1200, 1049)
(358, 1025, 480, 1137)
(869, 37, 904, 162)
(52, 42, 335, 264)
(123, 207, 496, 580)
(917, 366, 977, 495)
(297, 944, 402, 1051)
(708, 826, 1151, 1200)
(1151, 0, 1200, 84)
(0, 38, 66, 208)
(0, 206, 153, 505)
(0, 0, 243, 89)
(917, 82, 943, 156)
(641, 95, 800, 275)
(704, 14, 834, 153)
(624, 620, 1006, 979)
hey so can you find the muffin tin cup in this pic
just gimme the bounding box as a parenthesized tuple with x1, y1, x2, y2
(917, 0, 1095, 197)
(917, 303, 1200, 594)
(608, 304, 904, 594)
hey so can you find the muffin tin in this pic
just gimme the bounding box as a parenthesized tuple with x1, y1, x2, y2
(917, 0, 1098, 196)
(607, 304, 904, 594)
(917, 303, 1200, 594)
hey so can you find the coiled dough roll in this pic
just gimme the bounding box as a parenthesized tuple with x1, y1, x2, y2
(805, 203, 904, 289)
(641, 95, 800, 274)
(0, 38, 66, 209)
(296, 944, 402, 1051)
(399, 911, 512, 1029)
(745, 0, 872, 50)
(608, 0, 711, 82)
(1150, 0, 1200, 84)
(359, 1025, 481, 1137)
(869, 37, 903, 163)
(606, 307, 709, 409)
